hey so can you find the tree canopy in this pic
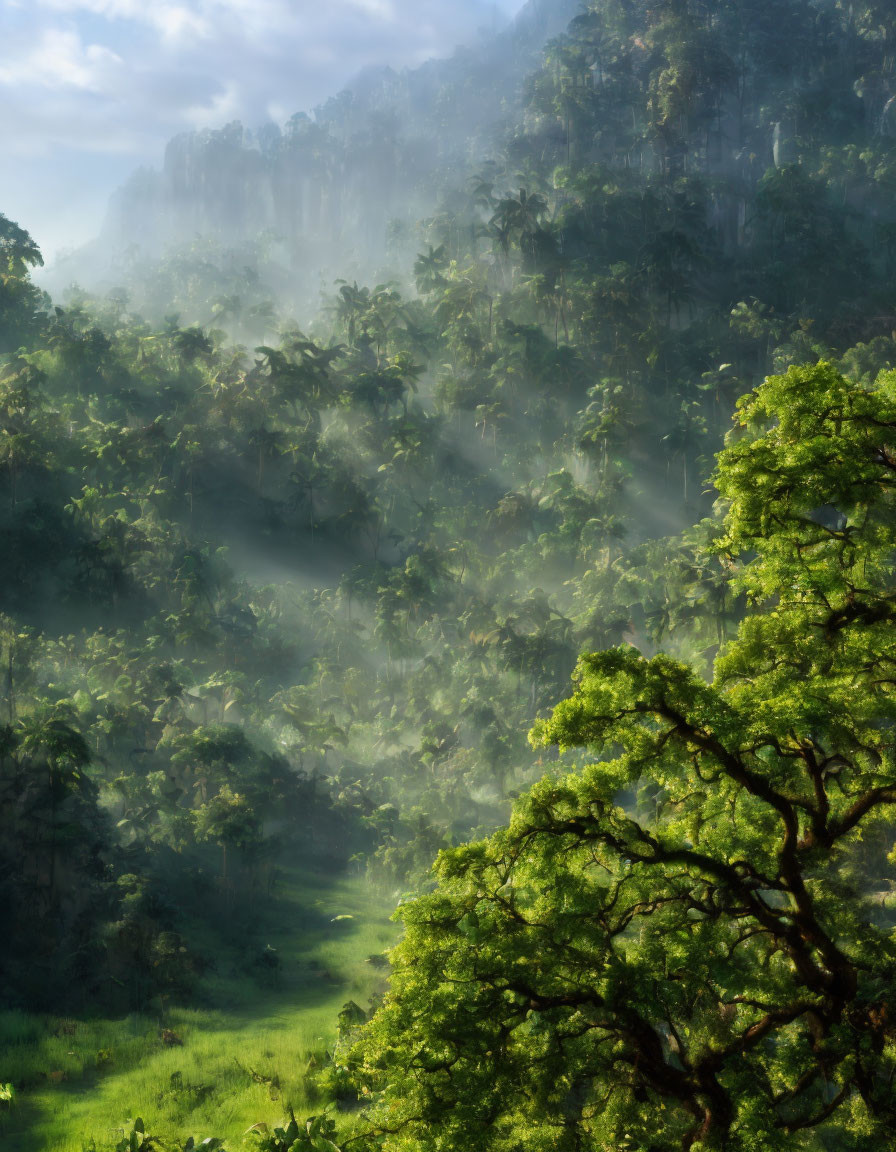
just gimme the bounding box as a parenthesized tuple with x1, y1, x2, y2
(5, 0, 896, 1144)
(356, 362, 896, 1151)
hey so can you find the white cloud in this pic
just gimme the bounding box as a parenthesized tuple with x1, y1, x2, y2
(33, 0, 210, 40)
(0, 27, 123, 90)
(345, 0, 397, 19)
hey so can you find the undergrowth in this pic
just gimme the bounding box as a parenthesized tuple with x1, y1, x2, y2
(0, 868, 396, 1151)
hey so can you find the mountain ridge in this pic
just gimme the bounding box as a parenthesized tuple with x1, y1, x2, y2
(62, 0, 582, 302)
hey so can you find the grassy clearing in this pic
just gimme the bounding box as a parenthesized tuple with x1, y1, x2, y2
(0, 867, 399, 1151)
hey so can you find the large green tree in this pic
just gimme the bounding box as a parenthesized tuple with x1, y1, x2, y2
(356, 362, 896, 1151)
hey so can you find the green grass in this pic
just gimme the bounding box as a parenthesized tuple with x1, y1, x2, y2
(0, 868, 399, 1151)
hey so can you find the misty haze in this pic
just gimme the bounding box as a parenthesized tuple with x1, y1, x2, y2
(2, 1, 896, 1149)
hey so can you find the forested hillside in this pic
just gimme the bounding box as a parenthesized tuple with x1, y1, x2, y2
(3, 0, 896, 1148)
(66, 0, 581, 306)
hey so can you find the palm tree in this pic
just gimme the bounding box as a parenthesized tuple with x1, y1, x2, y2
(662, 399, 708, 503)
(491, 188, 549, 241)
(0, 214, 44, 277)
(413, 245, 448, 296)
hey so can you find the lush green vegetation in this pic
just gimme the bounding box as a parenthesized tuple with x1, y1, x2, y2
(0, 870, 394, 1151)
(3, 0, 896, 1147)
(357, 362, 896, 1149)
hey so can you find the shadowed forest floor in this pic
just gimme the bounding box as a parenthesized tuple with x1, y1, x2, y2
(0, 869, 397, 1150)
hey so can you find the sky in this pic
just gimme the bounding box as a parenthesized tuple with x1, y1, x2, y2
(0, 0, 523, 261)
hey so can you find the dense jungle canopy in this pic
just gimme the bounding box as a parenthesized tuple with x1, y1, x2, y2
(3, 0, 896, 1148)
